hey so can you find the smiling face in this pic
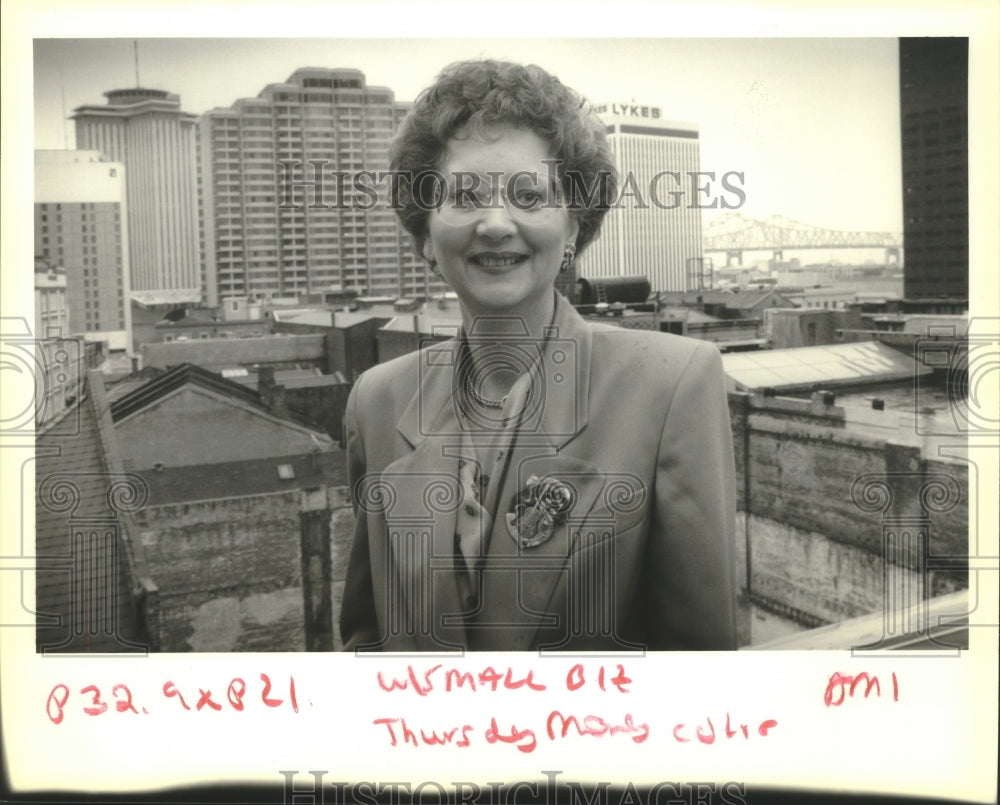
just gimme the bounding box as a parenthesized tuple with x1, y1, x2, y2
(422, 126, 579, 328)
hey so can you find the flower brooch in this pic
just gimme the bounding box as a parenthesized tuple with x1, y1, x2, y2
(505, 474, 575, 549)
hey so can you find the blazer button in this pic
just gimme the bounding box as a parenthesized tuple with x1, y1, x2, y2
(465, 503, 477, 516)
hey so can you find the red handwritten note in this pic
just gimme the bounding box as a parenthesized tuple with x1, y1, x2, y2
(46, 673, 299, 724)
(370, 662, 787, 753)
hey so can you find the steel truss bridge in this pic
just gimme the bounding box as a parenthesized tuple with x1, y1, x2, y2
(703, 213, 903, 265)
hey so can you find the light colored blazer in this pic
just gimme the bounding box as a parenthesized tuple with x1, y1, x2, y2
(340, 293, 737, 652)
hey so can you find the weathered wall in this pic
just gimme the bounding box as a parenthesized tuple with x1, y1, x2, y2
(142, 333, 325, 371)
(729, 392, 968, 634)
(328, 488, 355, 652)
(138, 487, 354, 651)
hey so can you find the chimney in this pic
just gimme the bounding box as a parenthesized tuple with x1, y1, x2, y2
(268, 384, 288, 418)
(258, 366, 276, 394)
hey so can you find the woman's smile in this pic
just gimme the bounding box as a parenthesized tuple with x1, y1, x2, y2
(468, 251, 529, 271)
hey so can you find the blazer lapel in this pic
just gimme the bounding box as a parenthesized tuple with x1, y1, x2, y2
(380, 340, 467, 651)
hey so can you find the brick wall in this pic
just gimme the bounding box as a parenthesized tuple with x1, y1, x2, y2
(137, 487, 354, 651)
(729, 392, 968, 636)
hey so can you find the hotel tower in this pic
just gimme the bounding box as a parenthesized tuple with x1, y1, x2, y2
(579, 103, 704, 293)
(72, 89, 201, 298)
(199, 67, 440, 303)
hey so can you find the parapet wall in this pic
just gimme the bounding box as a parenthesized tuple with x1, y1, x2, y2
(137, 487, 354, 651)
(141, 334, 327, 371)
(728, 391, 968, 639)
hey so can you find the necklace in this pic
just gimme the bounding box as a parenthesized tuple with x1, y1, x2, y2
(465, 376, 506, 409)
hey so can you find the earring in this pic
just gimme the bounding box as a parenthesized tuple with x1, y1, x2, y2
(559, 242, 577, 274)
(428, 259, 441, 278)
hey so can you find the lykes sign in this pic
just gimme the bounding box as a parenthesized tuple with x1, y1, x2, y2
(594, 102, 662, 119)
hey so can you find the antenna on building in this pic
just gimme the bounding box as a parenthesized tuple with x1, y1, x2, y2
(134, 40, 141, 87)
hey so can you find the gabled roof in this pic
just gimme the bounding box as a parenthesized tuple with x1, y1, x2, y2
(108, 363, 325, 433)
(110, 363, 262, 422)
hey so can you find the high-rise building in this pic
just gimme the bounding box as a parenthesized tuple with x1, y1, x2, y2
(199, 67, 442, 304)
(899, 38, 969, 311)
(578, 103, 704, 293)
(34, 258, 69, 338)
(72, 88, 201, 298)
(34, 150, 132, 345)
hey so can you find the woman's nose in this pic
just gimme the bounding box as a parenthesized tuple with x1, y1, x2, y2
(475, 202, 518, 239)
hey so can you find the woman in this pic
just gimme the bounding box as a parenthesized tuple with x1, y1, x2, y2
(340, 60, 737, 652)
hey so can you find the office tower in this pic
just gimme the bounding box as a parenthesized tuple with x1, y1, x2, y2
(72, 88, 201, 297)
(899, 38, 969, 311)
(577, 103, 704, 293)
(34, 150, 132, 344)
(199, 67, 441, 304)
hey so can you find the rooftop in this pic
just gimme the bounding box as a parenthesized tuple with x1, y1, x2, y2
(657, 289, 791, 310)
(131, 290, 202, 308)
(82, 330, 129, 351)
(381, 310, 462, 337)
(722, 341, 932, 394)
(138, 450, 347, 506)
(109, 363, 326, 433)
(226, 368, 348, 390)
(271, 309, 333, 327)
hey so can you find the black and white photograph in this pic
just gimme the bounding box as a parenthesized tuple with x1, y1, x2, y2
(2, 1, 998, 803)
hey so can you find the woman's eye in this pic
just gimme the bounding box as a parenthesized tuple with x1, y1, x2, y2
(514, 190, 543, 207)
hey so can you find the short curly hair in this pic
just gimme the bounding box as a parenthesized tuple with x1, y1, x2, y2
(390, 59, 617, 257)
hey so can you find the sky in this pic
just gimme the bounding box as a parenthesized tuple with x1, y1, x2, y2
(32, 37, 904, 233)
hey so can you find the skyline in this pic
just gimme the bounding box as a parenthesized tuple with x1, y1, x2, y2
(33, 37, 904, 235)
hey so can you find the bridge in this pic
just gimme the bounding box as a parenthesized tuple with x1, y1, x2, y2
(703, 213, 903, 266)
